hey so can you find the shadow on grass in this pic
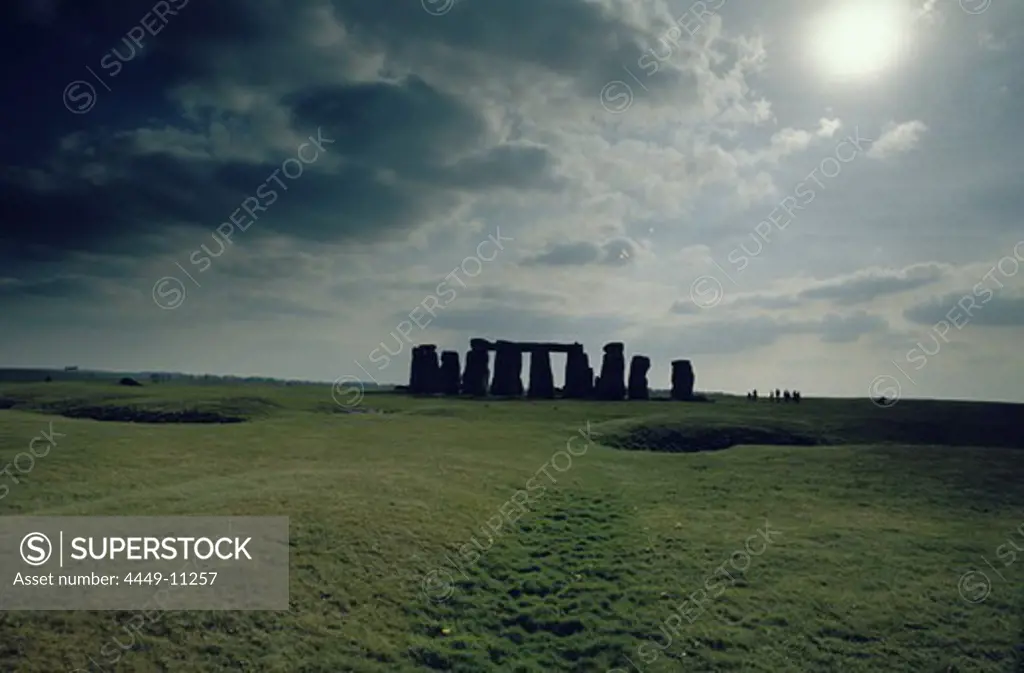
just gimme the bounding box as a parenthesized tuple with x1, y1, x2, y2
(51, 405, 246, 423)
(603, 424, 821, 453)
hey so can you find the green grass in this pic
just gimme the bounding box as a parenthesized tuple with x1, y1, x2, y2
(0, 380, 1022, 671)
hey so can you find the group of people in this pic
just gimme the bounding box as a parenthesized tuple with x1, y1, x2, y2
(745, 389, 801, 403)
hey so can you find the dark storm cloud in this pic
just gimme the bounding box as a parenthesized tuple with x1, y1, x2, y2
(286, 77, 489, 170)
(4, 75, 558, 255)
(325, 0, 695, 96)
(3, 0, 628, 295)
(1, 146, 449, 256)
(289, 78, 562, 190)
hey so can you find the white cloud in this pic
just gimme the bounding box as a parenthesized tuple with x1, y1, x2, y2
(867, 120, 928, 160)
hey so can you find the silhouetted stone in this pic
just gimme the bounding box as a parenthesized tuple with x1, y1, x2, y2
(409, 346, 421, 391)
(439, 351, 461, 395)
(461, 345, 490, 396)
(527, 348, 555, 398)
(563, 345, 593, 398)
(627, 355, 650, 400)
(670, 360, 695, 400)
(409, 346, 423, 392)
(596, 342, 626, 400)
(409, 345, 441, 394)
(491, 340, 524, 396)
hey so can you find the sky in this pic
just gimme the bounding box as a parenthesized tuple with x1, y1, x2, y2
(1, 0, 1022, 402)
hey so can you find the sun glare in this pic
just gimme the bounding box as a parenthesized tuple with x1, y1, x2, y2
(809, 2, 911, 80)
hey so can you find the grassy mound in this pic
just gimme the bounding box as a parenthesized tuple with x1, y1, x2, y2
(0, 384, 292, 423)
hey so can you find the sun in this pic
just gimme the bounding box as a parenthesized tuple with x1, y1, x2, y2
(809, 1, 911, 80)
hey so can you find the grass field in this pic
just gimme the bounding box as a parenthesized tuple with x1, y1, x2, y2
(0, 380, 1022, 672)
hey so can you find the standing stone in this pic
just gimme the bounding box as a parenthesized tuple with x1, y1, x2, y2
(408, 346, 421, 392)
(427, 346, 442, 394)
(627, 355, 651, 400)
(596, 342, 626, 400)
(409, 345, 425, 393)
(439, 351, 461, 395)
(563, 345, 592, 398)
(490, 340, 524, 396)
(461, 346, 490, 396)
(527, 348, 555, 398)
(410, 345, 441, 394)
(671, 359, 695, 400)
